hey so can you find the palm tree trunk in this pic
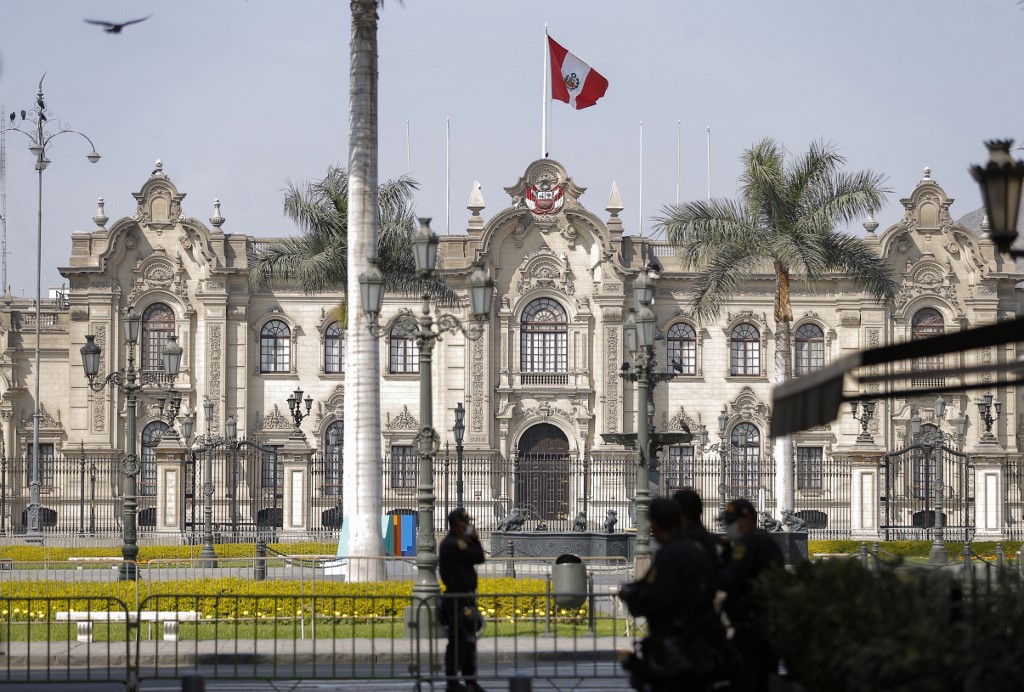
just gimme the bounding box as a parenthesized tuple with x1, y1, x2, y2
(773, 266, 795, 517)
(344, 0, 384, 581)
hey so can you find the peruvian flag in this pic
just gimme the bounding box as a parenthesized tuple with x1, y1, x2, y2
(548, 36, 609, 110)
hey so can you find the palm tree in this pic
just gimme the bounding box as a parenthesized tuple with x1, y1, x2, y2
(248, 168, 456, 306)
(654, 138, 899, 514)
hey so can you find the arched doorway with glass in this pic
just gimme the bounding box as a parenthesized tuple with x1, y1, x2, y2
(139, 420, 169, 529)
(514, 423, 571, 525)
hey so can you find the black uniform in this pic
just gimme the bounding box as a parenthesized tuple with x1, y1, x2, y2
(619, 533, 719, 691)
(720, 529, 784, 692)
(438, 529, 485, 691)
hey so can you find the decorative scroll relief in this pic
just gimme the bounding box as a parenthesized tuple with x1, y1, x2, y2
(726, 386, 771, 425)
(981, 347, 993, 384)
(208, 324, 222, 423)
(472, 337, 485, 433)
(606, 327, 618, 433)
(514, 249, 575, 297)
(258, 404, 291, 431)
(866, 329, 881, 394)
(92, 325, 107, 432)
(386, 405, 419, 431)
(667, 406, 697, 432)
(21, 403, 63, 431)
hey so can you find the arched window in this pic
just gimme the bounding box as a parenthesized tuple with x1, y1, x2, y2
(666, 323, 697, 376)
(323, 420, 343, 496)
(794, 323, 825, 376)
(141, 420, 169, 497)
(912, 308, 944, 376)
(520, 298, 568, 372)
(730, 323, 760, 376)
(389, 321, 420, 374)
(324, 322, 345, 374)
(260, 320, 291, 373)
(730, 422, 761, 494)
(141, 303, 175, 372)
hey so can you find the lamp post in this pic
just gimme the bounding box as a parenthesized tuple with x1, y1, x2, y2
(359, 218, 493, 631)
(976, 392, 1002, 444)
(80, 315, 182, 580)
(181, 398, 219, 566)
(9, 77, 101, 542)
(970, 140, 1024, 258)
(286, 387, 314, 436)
(453, 402, 465, 509)
(616, 268, 681, 576)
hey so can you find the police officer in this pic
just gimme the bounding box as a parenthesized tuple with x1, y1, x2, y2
(619, 498, 718, 691)
(438, 507, 486, 692)
(673, 488, 722, 582)
(718, 499, 784, 692)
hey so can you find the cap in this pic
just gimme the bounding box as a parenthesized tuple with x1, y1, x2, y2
(719, 498, 756, 524)
(447, 507, 471, 526)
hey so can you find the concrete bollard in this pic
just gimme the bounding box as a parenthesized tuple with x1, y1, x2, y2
(181, 673, 206, 692)
(255, 539, 267, 581)
(509, 673, 532, 691)
(859, 541, 868, 566)
(506, 540, 516, 579)
(871, 541, 881, 572)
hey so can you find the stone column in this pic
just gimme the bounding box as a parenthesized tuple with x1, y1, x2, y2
(281, 433, 311, 535)
(849, 448, 882, 540)
(155, 433, 187, 534)
(972, 447, 1007, 540)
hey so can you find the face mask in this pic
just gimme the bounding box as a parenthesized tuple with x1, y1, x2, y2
(463, 524, 475, 538)
(726, 523, 743, 542)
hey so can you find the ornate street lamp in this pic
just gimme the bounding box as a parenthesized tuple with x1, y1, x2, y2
(977, 392, 1003, 444)
(453, 402, 466, 509)
(850, 400, 877, 444)
(287, 387, 314, 435)
(81, 319, 181, 580)
(970, 140, 1024, 257)
(359, 218, 493, 632)
(9, 77, 101, 542)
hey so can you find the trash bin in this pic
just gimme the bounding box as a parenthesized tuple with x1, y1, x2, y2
(551, 554, 587, 609)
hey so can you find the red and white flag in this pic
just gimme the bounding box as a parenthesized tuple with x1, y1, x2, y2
(548, 36, 608, 110)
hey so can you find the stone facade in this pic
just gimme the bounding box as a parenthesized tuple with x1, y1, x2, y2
(0, 159, 1021, 540)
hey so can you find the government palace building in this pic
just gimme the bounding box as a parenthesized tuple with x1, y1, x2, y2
(1, 158, 1022, 545)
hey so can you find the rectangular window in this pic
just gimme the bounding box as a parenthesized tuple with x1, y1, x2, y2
(389, 445, 417, 489)
(325, 339, 343, 373)
(390, 337, 420, 374)
(796, 447, 823, 490)
(38, 443, 55, 487)
(666, 445, 695, 489)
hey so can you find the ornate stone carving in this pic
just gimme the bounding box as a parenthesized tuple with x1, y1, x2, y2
(472, 337, 485, 433)
(606, 327, 618, 433)
(92, 324, 106, 432)
(514, 249, 575, 296)
(726, 386, 771, 425)
(70, 307, 90, 321)
(667, 406, 697, 432)
(208, 324, 222, 422)
(258, 404, 292, 430)
(22, 403, 63, 430)
(386, 405, 419, 431)
(839, 311, 861, 327)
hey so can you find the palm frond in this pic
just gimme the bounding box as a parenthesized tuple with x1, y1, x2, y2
(654, 198, 761, 268)
(687, 242, 765, 321)
(817, 231, 900, 302)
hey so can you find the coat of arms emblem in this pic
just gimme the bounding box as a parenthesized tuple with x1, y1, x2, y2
(524, 179, 564, 215)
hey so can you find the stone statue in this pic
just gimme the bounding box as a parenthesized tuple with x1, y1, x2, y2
(603, 509, 618, 533)
(572, 511, 587, 532)
(496, 507, 526, 532)
(781, 509, 807, 532)
(535, 519, 548, 531)
(759, 511, 784, 533)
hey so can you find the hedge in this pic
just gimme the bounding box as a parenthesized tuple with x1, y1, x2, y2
(0, 576, 563, 623)
(808, 540, 1023, 558)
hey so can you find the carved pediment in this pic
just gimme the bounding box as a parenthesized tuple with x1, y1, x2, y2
(665, 406, 697, 432)
(726, 386, 771, 425)
(386, 405, 419, 431)
(21, 403, 63, 430)
(515, 247, 575, 296)
(256, 404, 292, 431)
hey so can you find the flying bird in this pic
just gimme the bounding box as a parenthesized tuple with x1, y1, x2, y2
(84, 15, 151, 33)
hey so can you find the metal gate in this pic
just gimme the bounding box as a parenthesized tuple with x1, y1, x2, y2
(881, 436, 974, 541)
(183, 438, 284, 542)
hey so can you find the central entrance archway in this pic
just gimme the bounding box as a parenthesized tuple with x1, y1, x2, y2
(515, 423, 571, 521)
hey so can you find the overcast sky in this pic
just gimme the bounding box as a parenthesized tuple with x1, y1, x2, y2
(1, 0, 1023, 295)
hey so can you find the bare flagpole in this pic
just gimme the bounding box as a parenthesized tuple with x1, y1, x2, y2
(446, 117, 450, 235)
(676, 120, 681, 205)
(639, 121, 644, 237)
(542, 24, 549, 158)
(406, 119, 411, 174)
(706, 126, 712, 200)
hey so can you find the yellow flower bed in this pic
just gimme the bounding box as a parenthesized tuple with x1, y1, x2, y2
(0, 576, 559, 623)
(0, 542, 336, 563)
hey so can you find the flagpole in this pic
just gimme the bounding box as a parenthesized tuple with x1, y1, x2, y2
(639, 120, 644, 238)
(542, 24, 549, 158)
(446, 117, 451, 235)
(406, 119, 411, 174)
(706, 126, 712, 200)
(676, 119, 681, 205)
